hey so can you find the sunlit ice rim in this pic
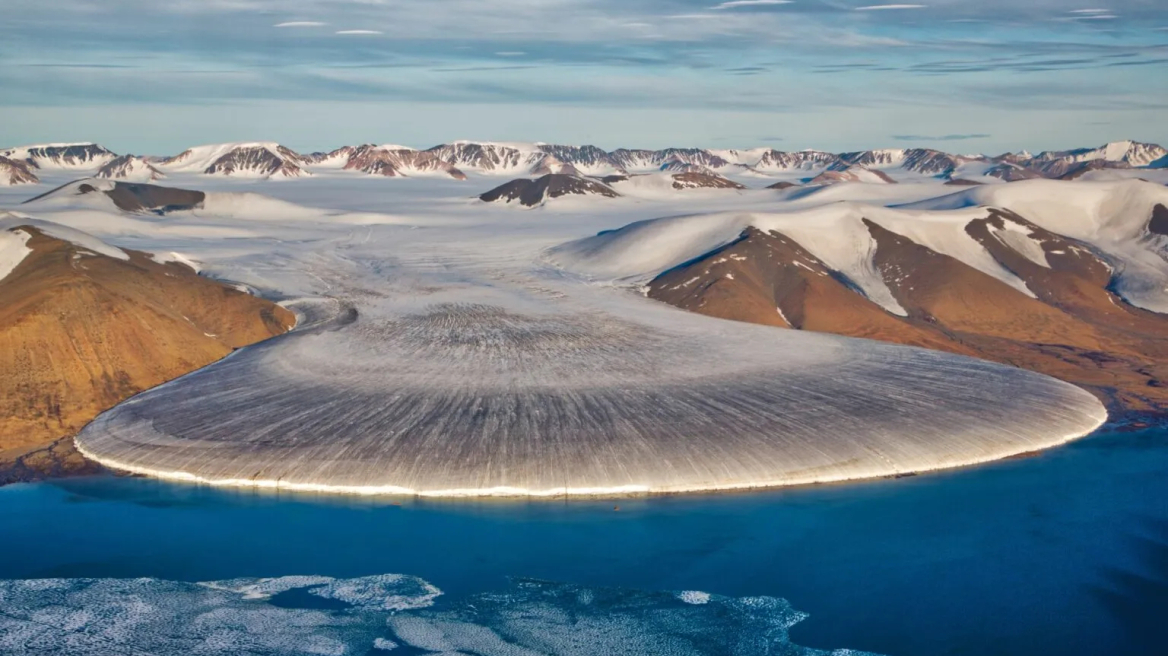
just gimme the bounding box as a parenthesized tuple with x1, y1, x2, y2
(74, 408, 1107, 499)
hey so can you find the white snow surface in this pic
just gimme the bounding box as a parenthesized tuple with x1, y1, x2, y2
(905, 179, 1168, 313)
(547, 201, 1043, 314)
(0, 226, 33, 282)
(0, 212, 129, 261)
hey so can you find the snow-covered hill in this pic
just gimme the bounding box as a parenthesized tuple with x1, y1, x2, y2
(96, 155, 166, 182)
(156, 143, 310, 179)
(343, 145, 467, 180)
(0, 157, 39, 186)
(0, 143, 116, 170)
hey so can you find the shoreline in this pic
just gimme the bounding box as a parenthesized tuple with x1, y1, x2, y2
(64, 408, 1109, 501)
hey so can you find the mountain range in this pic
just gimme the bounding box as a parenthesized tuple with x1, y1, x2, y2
(1, 139, 1163, 185)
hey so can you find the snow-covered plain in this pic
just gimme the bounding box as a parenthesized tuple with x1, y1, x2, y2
(0, 169, 1119, 497)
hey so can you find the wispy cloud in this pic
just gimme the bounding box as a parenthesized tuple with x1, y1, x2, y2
(1, 0, 1166, 153)
(855, 4, 927, 10)
(892, 133, 991, 141)
(712, 0, 793, 9)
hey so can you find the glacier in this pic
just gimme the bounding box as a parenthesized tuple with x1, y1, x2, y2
(0, 171, 1110, 497)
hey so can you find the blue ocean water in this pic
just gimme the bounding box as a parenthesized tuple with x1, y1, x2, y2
(1, 427, 1166, 655)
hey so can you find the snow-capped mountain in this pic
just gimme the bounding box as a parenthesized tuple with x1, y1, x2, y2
(2, 138, 1164, 187)
(809, 166, 898, 185)
(535, 145, 624, 176)
(751, 149, 840, 174)
(424, 142, 539, 175)
(833, 148, 972, 178)
(343, 145, 467, 180)
(1034, 140, 1166, 168)
(983, 162, 1043, 182)
(0, 143, 116, 170)
(0, 157, 39, 186)
(156, 143, 310, 179)
(96, 155, 166, 182)
(304, 146, 358, 168)
(657, 160, 714, 174)
(479, 173, 619, 206)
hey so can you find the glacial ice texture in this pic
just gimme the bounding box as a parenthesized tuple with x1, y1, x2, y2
(75, 284, 1107, 495)
(0, 575, 878, 656)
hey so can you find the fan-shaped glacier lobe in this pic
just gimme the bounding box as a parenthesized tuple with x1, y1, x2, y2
(76, 293, 1107, 497)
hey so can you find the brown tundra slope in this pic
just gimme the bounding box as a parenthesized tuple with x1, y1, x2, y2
(0, 223, 294, 483)
(650, 206, 1168, 416)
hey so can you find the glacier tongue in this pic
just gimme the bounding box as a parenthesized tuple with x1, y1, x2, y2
(73, 225, 1106, 496)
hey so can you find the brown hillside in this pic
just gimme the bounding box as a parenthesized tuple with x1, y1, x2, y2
(0, 225, 294, 477)
(649, 219, 1168, 415)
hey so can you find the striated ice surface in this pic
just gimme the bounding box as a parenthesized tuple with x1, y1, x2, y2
(11, 174, 1105, 497)
(0, 574, 879, 656)
(75, 288, 1106, 495)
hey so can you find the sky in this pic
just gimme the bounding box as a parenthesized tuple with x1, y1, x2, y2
(2, 0, 1166, 155)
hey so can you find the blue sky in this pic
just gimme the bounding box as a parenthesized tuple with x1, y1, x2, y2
(2, 0, 1165, 154)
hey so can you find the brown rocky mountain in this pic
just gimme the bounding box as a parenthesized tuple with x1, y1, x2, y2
(343, 145, 468, 180)
(480, 174, 619, 206)
(669, 172, 746, 189)
(95, 154, 167, 181)
(0, 157, 39, 186)
(808, 166, 897, 185)
(648, 206, 1168, 414)
(0, 143, 116, 169)
(0, 222, 294, 481)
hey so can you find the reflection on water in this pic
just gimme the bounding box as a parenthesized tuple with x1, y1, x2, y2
(1, 428, 1166, 655)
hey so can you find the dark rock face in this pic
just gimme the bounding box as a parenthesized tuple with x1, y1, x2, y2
(344, 145, 467, 180)
(34, 181, 206, 214)
(426, 143, 526, 172)
(985, 162, 1043, 182)
(670, 172, 745, 189)
(1055, 160, 1130, 181)
(0, 157, 39, 185)
(766, 181, 801, 190)
(204, 146, 306, 178)
(102, 182, 206, 213)
(11, 144, 115, 169)
(756, 149, 839, 171)
(479, 174, 619, 206)
(95, 155, 166, 181)
(808, 166, 897, 185)
(536, 144, 622, 173)
(945, 178, 984, 186)
(1148, 205, 1168, 236)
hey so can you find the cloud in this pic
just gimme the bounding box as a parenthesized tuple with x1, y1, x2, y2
(712, 0, 793, 9)
(855, 4, 927, 10)
(274, 21, 326, 28)
(335, 29, 383, 35)
(495, 51, 526, 56)
(891, 133, 991, 141)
